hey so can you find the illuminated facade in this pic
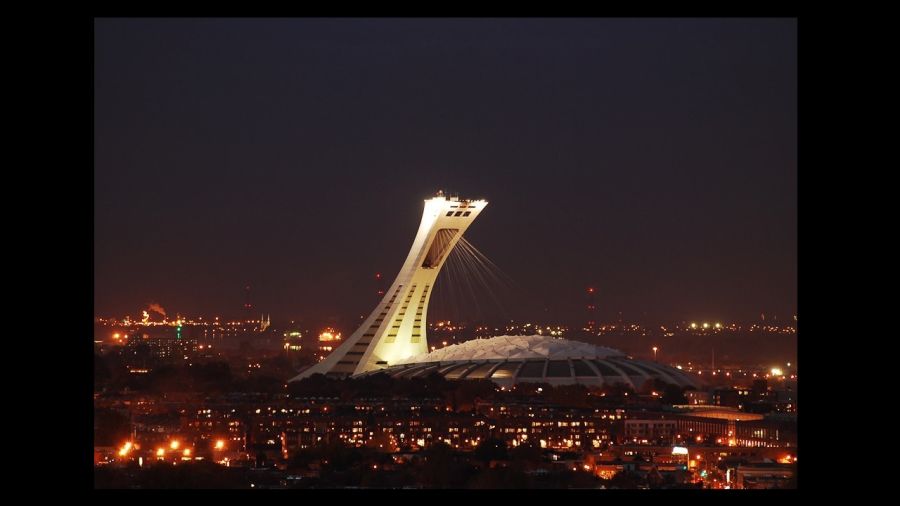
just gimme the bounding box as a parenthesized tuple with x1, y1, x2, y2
(290, 193, 488, 380)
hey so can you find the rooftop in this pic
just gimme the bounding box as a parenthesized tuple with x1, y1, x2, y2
(395, 335, 626, 365)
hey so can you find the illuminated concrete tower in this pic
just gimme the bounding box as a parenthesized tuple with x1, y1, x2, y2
(290, 192, 488, 380)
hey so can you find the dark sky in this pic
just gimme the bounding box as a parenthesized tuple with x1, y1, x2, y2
(94, 18, 797, 326)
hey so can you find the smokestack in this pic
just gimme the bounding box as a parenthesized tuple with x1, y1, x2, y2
(243, 285, 252, 319)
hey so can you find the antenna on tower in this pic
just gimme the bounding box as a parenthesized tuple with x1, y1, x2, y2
(375, 272, 385, 297)
(243, 284, 252, 321)
(585, 286, 597, 333)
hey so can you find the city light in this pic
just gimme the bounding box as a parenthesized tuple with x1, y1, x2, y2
(318, 328, 342, 342)
(92, 193, 797, 489)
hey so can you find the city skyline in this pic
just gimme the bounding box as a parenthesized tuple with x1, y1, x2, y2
(93, 18, 798, 490)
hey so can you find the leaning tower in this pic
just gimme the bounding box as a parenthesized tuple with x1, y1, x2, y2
(290, 192, 488, 380)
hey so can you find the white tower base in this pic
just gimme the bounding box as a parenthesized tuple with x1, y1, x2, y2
(290, 193, 487, 381)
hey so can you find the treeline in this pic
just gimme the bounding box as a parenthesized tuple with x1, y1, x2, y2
(94, 354, 289, 394)
(282, 438, 604, 489)
(95, 353, 688, 406)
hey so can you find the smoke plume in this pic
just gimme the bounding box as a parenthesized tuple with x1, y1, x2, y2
(147, 303, 167, 317)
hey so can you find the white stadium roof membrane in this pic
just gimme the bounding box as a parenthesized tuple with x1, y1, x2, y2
(395, 334, 625, 364)
(356, 335, 700, 390)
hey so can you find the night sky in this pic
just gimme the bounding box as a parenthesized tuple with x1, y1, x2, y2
(94, 18, 797, 326)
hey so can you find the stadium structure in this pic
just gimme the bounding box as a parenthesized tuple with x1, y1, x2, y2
(289, 192, 698, 390)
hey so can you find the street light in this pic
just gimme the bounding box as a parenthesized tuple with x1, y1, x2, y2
(652, 346, 658, 361)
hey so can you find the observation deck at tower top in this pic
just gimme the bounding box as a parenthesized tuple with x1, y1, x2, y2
(429, 190, 487, 205)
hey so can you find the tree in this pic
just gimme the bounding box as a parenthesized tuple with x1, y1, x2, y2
(473, 437, 508, 464)
(94, 354, 110, 390)
(546, 384, 591, 408)
(287, 373, 338, 398)
(94, 408, 131, 446)
(418, 441, 473, 488)
(508, 439, 543, 466)
(609, 470, 643, 489)
(602, 382, 635, 399)
(661, 384, 687, 405)
(468, 467, 530, 489)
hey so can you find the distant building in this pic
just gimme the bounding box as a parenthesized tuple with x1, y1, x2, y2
(685, 390, 711, 405)
(712, 389, 741, 408)
(735, 462, 795, 489)
(123, 327, 198, 368)
(283, 330, 303, 352)
(625, 419, 677, 442)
